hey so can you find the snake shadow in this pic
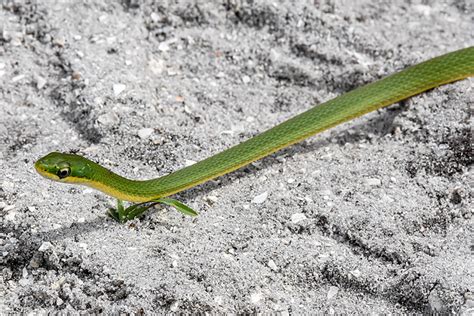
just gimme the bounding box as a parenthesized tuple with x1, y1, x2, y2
(30, 216, 111, 242)
(177, 102, 407, 201)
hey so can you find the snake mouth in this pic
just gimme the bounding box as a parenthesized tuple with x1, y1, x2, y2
(34, 162, 60, 181)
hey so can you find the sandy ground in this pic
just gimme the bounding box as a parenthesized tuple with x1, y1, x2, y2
(0, 0, 473, 313)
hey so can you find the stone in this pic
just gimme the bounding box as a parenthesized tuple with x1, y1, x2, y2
(113, 83, 126, 96)
(327, 286, 339, 300)
(365, 178, 382, 187)
(137, 128, 154, 139)
(252, 192, 268, 204)
(268, 259, 279, 271)
(291, 213, 307, 224)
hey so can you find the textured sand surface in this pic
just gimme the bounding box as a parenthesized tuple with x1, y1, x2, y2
(0, 1, 473, 313)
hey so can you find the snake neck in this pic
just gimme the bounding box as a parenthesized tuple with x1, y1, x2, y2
(83, 163, 158, 202)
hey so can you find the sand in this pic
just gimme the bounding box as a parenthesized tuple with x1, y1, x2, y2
(0, 0, 473, 313)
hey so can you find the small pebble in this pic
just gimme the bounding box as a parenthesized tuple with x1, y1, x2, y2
(252, 192, 268, 204)
(381, 194, 394, 203)
(158, 42, 170, 52)
(465, 299, 474, 309)
(98, 112, 119, 125)
(287, 178, 295, 184)
(77, 217, 85, 223)
(327, 286, 339, 300)
(137, 128, 154, 139)
(428, 291, 444, 313)
(268, 259, 279, 271)
(250, 292, 263, 304)
(350, 269, 361, 278)
(5, 210, 16, 221)
(36, 75, 47, 89)
(321, 189, 332, 197)
(464, 291, 474, 302)
(205, 195, 218, 205)
(169, 253, 180, 260)
(184, 159, 196, 167)
(2, 202, 15, 212)
(150, 12, 160, 23)
(291, 213, 307, 224)
(18, 278, 31, 287)
(52, 37, 65, 47)
(51, 277, 65, 290)
(38, 242, 53, 252)
(11, 35, 23, 46)
(242, 75, 251, 83)
(148, 58, 165, 75)
(258, 175, 267, 182)
(11, 74, 25, 83)
(170, 301, 180, 312)
(113, 83, 126, 96)
(365, 178, 382, 187)
(167, 69, 178, 76)
(71, 71, 81, 80)
(2, 181, 15, 193)
(413, 4, 431, 16)
(29, 257, 41, 268)
(84, 145, 100, 153)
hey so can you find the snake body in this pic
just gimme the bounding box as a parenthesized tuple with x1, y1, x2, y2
(35, 47, 474, 202)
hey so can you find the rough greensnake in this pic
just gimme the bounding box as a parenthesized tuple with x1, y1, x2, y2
(35, 47, 474, 220)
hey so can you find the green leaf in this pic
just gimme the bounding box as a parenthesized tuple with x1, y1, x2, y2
(108, 199, 126, 223)
(116, 199, 125, 222)
(125, 202, 159, 221)
(107, 207, 120, 222)
(154, 198, 198, 216)
(107, 198, 198, 223)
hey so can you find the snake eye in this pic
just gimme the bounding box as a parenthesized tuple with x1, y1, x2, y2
(57, 167, 71, 179)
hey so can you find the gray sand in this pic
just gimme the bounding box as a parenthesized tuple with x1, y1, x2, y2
(0, 0, 473, 313)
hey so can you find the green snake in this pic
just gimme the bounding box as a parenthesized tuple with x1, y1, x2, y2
(35, 47, 474, 206)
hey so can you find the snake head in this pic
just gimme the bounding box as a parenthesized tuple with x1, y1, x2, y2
(34, 152, 93, 184)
